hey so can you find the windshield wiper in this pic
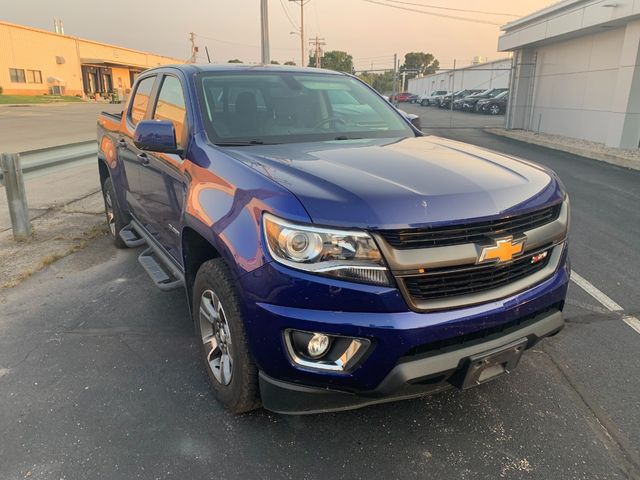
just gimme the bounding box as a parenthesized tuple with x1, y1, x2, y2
(334, 136, 363, 141)
(215, 139, 281, 146)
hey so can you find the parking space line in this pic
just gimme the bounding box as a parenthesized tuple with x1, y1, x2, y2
(571, 271, 640, 335)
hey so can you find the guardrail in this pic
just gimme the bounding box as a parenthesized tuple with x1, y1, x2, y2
(1, 141, 98, 240)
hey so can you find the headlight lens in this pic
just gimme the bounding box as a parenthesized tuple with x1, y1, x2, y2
(263, 213, 392, 286)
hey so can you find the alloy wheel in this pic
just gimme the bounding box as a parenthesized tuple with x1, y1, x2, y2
(199, 289, 234, 386)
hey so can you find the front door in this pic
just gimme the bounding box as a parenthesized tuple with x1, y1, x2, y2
(137, 74, 188, 261)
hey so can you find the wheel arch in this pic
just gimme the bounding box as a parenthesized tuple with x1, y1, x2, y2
(182, 226, 223, 312)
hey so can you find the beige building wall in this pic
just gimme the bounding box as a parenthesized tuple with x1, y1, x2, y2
(0, 21, 184, 97)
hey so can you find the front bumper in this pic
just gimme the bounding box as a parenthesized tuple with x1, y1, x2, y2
(260, 307, 563, 414)
(239, 245, 570, 413)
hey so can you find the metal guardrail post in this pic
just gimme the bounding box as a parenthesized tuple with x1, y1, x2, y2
(1, 153, 32, 240)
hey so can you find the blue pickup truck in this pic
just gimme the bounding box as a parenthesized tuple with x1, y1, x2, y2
(97, 64, 570, 414)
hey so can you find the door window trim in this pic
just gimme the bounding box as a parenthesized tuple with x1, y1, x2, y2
(150, 73, 190, 152)
(126, 74, 159, 130)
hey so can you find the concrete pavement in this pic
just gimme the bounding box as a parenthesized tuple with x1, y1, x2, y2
(0, 103, 121, 152)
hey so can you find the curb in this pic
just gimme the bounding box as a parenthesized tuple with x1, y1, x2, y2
(484, 128, 640, 172)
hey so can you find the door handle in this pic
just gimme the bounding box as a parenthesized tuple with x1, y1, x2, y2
(117, 138, 127, 148)
(137, 153, 150, 166)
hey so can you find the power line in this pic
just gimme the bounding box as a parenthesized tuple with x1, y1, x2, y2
(194, 33, 297, 51)
(383, 0, 521, 17)
(362, 0, 503, 25)
(278, 0, 299, 31)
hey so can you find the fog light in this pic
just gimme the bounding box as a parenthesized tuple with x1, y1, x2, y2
(285, 329, 371, 372)
(307, 333, 330, 358)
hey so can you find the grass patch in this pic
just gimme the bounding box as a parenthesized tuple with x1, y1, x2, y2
(0, 95, 84, 105)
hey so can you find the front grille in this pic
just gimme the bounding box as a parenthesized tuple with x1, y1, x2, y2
(378, 203, 561, 249)
(402, 249, 552, 302)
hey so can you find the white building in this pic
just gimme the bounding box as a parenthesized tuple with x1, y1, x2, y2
(499, 0, 640, 149)
(407, 58, 512, 96)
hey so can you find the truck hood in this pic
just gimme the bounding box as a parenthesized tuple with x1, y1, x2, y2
(223, 136, 562, 229)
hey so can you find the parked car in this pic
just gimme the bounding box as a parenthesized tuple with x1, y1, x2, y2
(418, 90, 447, 106)
(97, 64, 569, 415)
(407, 94, 420, 104)
(476, 90, 509, 115)
(439, 89, 483, 109)
(461, 88, 509, 112)
(389, 92, 414, 102)
(430, 91, 451, 107)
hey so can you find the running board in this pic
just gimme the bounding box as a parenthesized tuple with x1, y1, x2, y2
(138, 248, 184, 291)
(119, 224, 146, 248)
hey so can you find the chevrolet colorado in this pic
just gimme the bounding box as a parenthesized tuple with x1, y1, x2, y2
(97, 64, 570, 414)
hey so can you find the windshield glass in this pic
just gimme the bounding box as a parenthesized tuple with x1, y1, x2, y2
(196, 71, 414, 145)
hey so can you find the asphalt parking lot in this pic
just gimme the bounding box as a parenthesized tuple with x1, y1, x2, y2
(1, 107, 639, 479)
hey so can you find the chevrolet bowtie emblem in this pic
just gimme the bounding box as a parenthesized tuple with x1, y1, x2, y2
(478, 237, 525, 264)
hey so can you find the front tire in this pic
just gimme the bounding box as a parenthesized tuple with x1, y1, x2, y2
(101, 177, 127, 249)
(193, 259, 260, 414)
(489, 104, 501, 115)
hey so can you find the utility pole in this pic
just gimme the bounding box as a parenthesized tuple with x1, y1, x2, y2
(289, 0, 308, 66)
(260, 0, 271, 64)
(189, 32, 198, 63)
(309, 35, 325, 68)
(449, 59, 456, 128)
(392, 53, 398, 106)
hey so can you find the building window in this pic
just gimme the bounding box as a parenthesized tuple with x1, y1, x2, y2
(9, 68, 26, 83)
(27, 69, 43, 84)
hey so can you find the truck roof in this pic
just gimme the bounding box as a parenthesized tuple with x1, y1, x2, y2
(147, 63, 347, 76)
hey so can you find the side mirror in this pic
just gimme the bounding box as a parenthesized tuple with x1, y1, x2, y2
(397, 109, 422, 130)
(133, 120, 182, 154)
(408, 114, 422, 130)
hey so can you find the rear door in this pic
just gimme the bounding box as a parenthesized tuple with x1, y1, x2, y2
(137, 73, 190, 261)
(118, 74, 158, 219)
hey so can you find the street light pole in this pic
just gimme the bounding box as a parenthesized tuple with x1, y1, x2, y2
(260, 0, 270, 64)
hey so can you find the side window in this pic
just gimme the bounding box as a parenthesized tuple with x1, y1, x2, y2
(153, 76, 187, 148)
(129, 76, 156, 126)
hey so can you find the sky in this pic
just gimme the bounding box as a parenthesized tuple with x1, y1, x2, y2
(2, 0, 553, 69)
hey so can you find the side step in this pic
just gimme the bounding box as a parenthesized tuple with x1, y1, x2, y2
(119, 224, 146, 248)
(137, 247, 184, 291)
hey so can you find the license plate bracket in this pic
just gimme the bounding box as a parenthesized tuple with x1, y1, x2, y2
(456, 338, 528, 390)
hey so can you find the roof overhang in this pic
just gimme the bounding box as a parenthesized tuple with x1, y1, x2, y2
(498, 0, 640, 51)
(80, 58, 147, 70)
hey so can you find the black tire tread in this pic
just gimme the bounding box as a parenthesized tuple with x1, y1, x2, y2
(193, 259, 261, 414)
(102, 177, 128, 249)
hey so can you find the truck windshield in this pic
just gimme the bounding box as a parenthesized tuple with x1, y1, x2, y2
(196, 71, 415, 145)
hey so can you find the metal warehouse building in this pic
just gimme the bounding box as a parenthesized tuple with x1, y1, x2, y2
(407, 58, 512, 97)
(500, 0, 640, 149)
(0, 21, 183, 99)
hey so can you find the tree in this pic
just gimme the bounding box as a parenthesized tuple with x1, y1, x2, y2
(227, 59, 243, 63)
(284, 61, 296, 66)
(401, 52, 439, 78)
(309, 50, 354, 73)
(358, 71, 395, 94)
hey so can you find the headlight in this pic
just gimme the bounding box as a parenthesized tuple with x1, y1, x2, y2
(263, 213, 392, 286)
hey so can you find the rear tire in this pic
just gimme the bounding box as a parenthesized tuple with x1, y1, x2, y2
(421, 99, 428, 106)
(193, 259, 260, 414)
(101, 177, 128, 249)
(489, 104, 501, 115)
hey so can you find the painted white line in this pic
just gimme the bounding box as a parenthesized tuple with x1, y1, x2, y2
(623, 316, 640, 335)
(571, 271, 640, 335)
(570, 271, 623, 311)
